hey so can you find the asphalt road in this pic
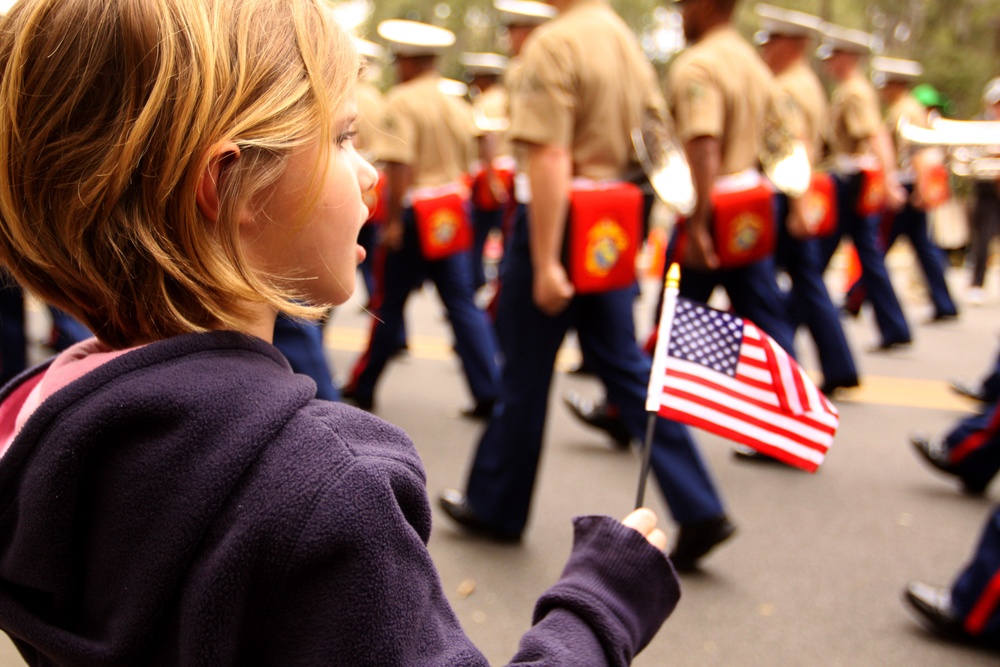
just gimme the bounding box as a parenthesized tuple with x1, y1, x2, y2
(1, 250, 998, 666)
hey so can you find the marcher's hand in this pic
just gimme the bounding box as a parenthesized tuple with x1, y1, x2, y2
(786, 199, 815, 240)
(622, 507, 668, 551)
(884, 179, 908, 213)
(683, 224, 719, 270)
(533, 261, 574, 316)
(380, 219, 404, 251)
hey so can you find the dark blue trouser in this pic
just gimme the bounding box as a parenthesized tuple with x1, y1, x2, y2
(357, 222, 378, 303)
(943, 401, 1000, 492)
(951, 507, 1000, 645)
(273, 313, 340, 402)
(981, 348, 1000, 404)
(845, 184, 957, 319)
(818, 173, 911, 347)
(0, 282, 25, 386)
(471, 205, 503, 290)
(775, 195, 858, 387)
(349, 208, 500, 406)
(464, 207, 725, 537)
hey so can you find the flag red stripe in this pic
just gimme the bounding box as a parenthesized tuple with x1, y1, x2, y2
(662, 368, 837, 434)
(658, 406, 820, 473)
(663, 385, 832, 451)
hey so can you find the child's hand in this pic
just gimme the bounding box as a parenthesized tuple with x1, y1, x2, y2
(622, 507, 667, 550)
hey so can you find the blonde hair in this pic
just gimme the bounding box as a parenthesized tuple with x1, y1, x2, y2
(0, 0, 358, 348)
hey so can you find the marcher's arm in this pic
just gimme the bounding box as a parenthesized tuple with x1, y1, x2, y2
(526, 142, 574, 315)
(683, 135, 722, 270)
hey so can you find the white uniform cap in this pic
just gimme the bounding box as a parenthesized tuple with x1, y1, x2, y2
(460, 52, 509, 76)
(494, 0, 556, 27)
(985, 78, 1000, 107)
(438, 78, 469, 98)
(817, 24, 873, 59)
(377, 19, 456, 57)
(754, 4, 823, 44)
(354, 38, 385, 62)
(871, 56, 923, 86)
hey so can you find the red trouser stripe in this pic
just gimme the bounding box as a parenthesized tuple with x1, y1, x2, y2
(965, 568, 1000, 635)
(951, 405, 1000, 463)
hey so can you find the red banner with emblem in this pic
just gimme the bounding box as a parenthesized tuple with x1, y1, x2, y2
(675, 182, 775, 268)
(471, 166, 514, 212)
(916, 162, 951, 209)
(801, 172, 838, 238)
(565, 181, 642, 294)
(857, 166, 886, 216)
(412, 188, 472, 261)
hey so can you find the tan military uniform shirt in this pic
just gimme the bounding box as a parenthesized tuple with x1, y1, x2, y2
(473, 83, 512, 158)
(829, 70, 882, 157)
(507, 0, 666, 181)
(377, 72, 478, 188)
(669, 25, 774, 176)
(355, 80, 385, 159)
(775, 60, 828, 167)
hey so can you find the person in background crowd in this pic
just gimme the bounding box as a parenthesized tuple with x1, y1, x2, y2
(816, 24, 912, 351)
(462, 51, 513, 293)
(965, 77, 1000, 306)
(344, 20, 501, 419)
(841, 56, 958, 324)
(754, 3, 860, 399)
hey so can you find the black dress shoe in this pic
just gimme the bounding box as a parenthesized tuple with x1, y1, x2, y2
(340, 385, 374, 411)
(909, 434, 987, 496)
(669, 516, 736, 571)
(949, 379, 989, 403)
(929, 312, 959, 323)
(820, 377, 860, 397)
(563, 391, 631, 449)
(731, 445, 783, 463)
(437, 489, 521, 542)
(903, 582, 973, 642)
(460, 398, 495, 420)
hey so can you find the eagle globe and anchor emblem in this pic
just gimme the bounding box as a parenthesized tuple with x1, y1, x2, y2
(584, 218, 630, 277)
(428, 208, 461, 248)
(801, 188, 829, 230)
(726, 212, 765, 256)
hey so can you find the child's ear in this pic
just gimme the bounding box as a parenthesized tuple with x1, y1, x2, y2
(196, 141, 241, 222)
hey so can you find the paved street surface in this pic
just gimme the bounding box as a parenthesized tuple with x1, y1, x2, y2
(1, 251, 999, 665)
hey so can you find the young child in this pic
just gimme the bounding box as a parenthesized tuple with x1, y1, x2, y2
(0, 0, 679, 664)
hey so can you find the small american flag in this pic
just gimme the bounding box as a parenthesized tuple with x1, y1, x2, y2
(647, 296, 838, 473)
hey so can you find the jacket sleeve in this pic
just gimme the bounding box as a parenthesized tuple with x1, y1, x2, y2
(262, 453, 679, 667)
(506, 516, 680, 667)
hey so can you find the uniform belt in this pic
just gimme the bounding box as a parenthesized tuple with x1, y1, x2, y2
(714, 168, 764, 194)
(404, 181, 468, 207)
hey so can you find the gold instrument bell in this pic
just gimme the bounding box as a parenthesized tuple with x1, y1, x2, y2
(631, 115, 696, 217)
(759, 96, 811, 198)
(898, 116, 1000, 179)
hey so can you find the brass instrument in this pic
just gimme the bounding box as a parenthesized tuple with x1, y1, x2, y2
(631, 115, 696, 217)
(898, 117, 1000, 179)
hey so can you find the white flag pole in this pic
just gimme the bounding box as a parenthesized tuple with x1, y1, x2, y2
(636, 262, 681, 509)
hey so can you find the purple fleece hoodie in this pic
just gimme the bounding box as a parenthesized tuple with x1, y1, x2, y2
(0, 331, 679, 666)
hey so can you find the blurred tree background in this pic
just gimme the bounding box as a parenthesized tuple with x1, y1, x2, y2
(337, 0, 1000, 118)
